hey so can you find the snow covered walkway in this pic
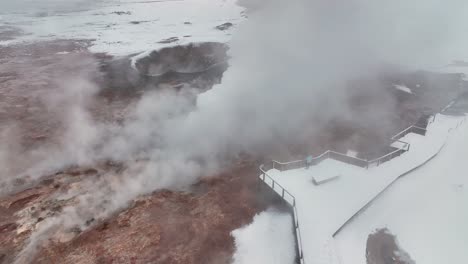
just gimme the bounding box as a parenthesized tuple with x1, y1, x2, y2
(261, 114, 467, 264)
(336, 114, 468, 264)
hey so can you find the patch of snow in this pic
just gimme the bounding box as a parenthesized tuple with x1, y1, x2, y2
(231, 209, 296, 264)
(394, 84, 413, 94)
(336, 113, 468, 264)
(0, 0, 245, 56)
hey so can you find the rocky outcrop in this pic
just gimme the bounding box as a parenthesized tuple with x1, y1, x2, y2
(366, 228, 415, 264)
(98, 42, 229, 93)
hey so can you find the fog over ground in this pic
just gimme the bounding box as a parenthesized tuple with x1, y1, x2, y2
(1, 0, 468, 262)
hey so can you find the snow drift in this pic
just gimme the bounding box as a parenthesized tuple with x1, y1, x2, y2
(231, 209, 296, 264)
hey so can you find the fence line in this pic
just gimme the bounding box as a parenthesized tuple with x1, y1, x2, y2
(259, 165, 305, 264)
(333, 114, 467, 238)
(272, 115, 436, 172)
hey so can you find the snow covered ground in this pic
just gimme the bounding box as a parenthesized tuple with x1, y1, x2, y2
(231, 209, 296, 264)
(263, 114, 466, 264)
(336, 114, 468, 264)
(0, 0, 245, 56)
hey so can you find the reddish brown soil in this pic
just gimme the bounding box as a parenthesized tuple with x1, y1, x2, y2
(0, 160, 262, 264)
(0, 39, 93, 147)
(32, 164, 261, 264)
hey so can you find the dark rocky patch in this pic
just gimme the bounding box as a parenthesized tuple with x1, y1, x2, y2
(111, 11, 131, 15)
(101, 42, 230, 92)
(367, 228, 415, 264)
(157, 37, 179, 44)
(129, 20, 150, 25)
(134, 42, 228, 76)
(215, 22, 234, 31)
(8, 194, 41, 210)
(0, 222, 18, 233)
(0, 26, 24, 41)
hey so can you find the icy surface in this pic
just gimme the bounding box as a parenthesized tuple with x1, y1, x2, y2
(263, 114, 465, 264)
(231, 209, 296, 264)
(0, 0, 245, 56)
(336, 113, 468, 264)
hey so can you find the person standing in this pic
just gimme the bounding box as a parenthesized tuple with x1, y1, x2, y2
(306, 155, 313, 169)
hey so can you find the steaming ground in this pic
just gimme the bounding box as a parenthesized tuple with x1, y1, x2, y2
(1, 0, 468, 263)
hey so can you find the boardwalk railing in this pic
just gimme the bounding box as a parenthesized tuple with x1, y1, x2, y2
(333, 113, 467, 238)
(259, 107, 463, 263)
(259, 164, 305, 264)
(260, 115, 436, 264)
(272, 115, 436, 171)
